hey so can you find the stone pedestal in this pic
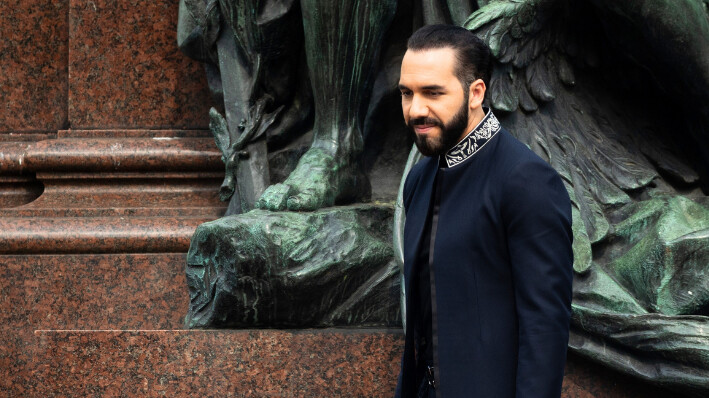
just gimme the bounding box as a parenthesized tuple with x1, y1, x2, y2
(0, 253, 190, 396)
(31, 330, 402, 397)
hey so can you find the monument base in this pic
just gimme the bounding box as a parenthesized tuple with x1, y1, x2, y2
(3, 327, 678, 397)
(0, 252, 679, 397)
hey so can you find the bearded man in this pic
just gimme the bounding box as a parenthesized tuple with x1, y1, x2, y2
(395, 25, 574, 397)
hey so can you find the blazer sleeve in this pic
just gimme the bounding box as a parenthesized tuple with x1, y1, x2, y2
(501, 160, 573, 398)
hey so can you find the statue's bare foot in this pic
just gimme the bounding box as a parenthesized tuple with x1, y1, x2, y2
(257, 147, 369, 211)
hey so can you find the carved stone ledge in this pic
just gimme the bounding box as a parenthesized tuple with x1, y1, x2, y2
(0, 137, 222, 175)
(20, 172, 224, 212)
(0, 217, 218, 254)
(0, 131, 226, 254)
(0, 175, 43, 208)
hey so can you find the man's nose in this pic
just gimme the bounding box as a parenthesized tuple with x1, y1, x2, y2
(409, 95, 429, 119)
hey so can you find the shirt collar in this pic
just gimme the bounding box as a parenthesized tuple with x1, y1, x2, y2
(442, 108, 501, 168)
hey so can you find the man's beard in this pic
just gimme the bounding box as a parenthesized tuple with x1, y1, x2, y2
(408, 100, 469, 157)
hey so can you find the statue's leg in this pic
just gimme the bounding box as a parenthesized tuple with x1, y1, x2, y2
(214, 0, 304, 213)
(258, 0, 397, 211)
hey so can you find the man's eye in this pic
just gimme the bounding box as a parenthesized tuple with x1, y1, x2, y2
(400, 91, 412, 97)
(428, 91, 441, 97)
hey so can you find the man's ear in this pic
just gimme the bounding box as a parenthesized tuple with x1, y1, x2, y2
(468, 79, 486, 110)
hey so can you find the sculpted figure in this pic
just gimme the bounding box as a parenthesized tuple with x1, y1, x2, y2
(179, 0, 709, 395)
(178, 0, 305, 214)
(179, 0, 404, 329)
(178, 0, 398, 213)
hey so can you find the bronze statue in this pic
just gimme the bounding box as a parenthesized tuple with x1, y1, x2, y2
(178, 0, 398, 213)
(178, 0, 709, 395)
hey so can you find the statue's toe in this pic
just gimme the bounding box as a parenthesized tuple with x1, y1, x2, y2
(257, 183, 292, 210)
(287, 187, 329, 211)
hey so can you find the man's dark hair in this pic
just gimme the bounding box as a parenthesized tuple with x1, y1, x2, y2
(406, 24, 492, 93)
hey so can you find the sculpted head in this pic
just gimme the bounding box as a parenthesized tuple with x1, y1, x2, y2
(399, 25, 492, 157)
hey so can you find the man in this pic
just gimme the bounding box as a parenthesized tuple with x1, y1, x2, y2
(395, 25, 573, 397)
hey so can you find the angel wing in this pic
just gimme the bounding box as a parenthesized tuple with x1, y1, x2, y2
(464, 0, 705, 273)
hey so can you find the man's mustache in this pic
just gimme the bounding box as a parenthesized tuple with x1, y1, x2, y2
(409, 117, 443, 129)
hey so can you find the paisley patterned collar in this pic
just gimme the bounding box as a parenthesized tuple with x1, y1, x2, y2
(443, 108, 501, 168)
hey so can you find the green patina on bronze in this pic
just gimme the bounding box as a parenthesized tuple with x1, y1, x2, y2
(603, 197, 709, 315)
(256, 0, 395, 211)
(186, 204, 399, 328)
(257, 148, 341, 211)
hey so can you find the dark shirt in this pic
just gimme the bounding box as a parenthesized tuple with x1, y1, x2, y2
(414, 202, 433, 366)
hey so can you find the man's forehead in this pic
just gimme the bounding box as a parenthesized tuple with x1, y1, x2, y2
(403, 46, 457, 61)
(400, 47, 457, 85)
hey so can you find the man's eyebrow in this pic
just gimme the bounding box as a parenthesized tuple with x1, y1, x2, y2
(397, 84, 446, 91)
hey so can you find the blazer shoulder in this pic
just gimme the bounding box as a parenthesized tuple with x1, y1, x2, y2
(496, 129, 563, 183)
(495, 129, 569, 209)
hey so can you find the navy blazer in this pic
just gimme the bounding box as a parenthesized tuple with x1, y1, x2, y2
(396, 128, 573, 397)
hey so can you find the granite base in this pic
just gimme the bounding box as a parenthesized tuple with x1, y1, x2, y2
(1, 327, 680, 397)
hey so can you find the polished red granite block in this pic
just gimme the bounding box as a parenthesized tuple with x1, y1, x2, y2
(0, 216, 215, 253)
(0, 254, 188, 330)
(0, 204, 224, 218)
(562, 352, 675, 397)
(0, 176, 43, 208)
(0, 253, 189, 397)
(31, 330, 403, 397)
(24, 137, 222, 172)
(0, 1, 68, 133)
(0, 132, 226, 217)
(68, 0, 215, 129)
(0, 330, 35, 397)
(22, 172, 224, 208)
(58, 129, 212, 138)
(22, 329, 681, 397)
(0, 136, 222, 174)
(0, 132, 55, 142)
